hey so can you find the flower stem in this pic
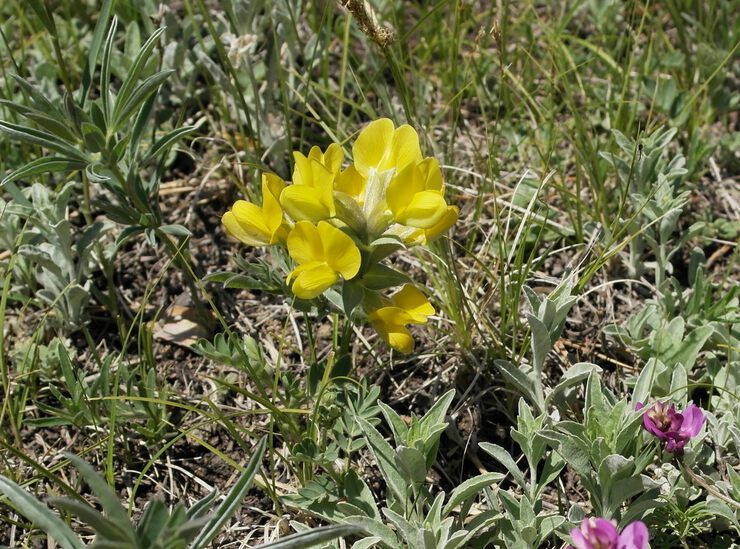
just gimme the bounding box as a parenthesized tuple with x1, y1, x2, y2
(680, 461, 740, 510)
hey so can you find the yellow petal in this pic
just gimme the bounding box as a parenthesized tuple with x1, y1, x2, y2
(394, 190, 448, 228)
(262, 173, 286, 242)
(287, 221, 324, 264)
(391, 285, 434, 322)
(225, 200, 272, 243)
(386, 326, 415, 353)
(353, 118, 394, 177)
(281, 184, 334, 221)
(386, 162, 426, 217)
(417, 157, 443, 192)
(335, 164, 366, 199)
(424, 205, 458, 243)
(385, 124, 422, 173)
(317, 221, 361, 280)
(309, 158, 331, 185)
(323, 143, 344, 174)
(222, 209, 269, 246)
(263, 172, 287, 198)
(368, 306, 414, 326)
(307, 145, 324, 163)
(290, 262, 338, 299)
(292, 151, 312, 186)
(369, 311, 415, 353)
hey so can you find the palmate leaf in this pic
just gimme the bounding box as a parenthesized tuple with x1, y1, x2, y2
(110, 27, 168, 130)
(10, 74, 57, 112)
(356, 417, 407, 505)
(50, 499, 131, 543)
(0, 476, 84, 549)
(100, 16, 118, 121)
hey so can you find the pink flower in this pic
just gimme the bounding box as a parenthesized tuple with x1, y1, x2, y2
(568, 517, 649, 549)
(636, 401, 705, 454)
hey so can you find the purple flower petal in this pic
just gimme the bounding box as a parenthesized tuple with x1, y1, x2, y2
(572, 518, 649, 549)
(679, 403, 705, 438)
(667, 409, 683, 431)
(570, 528, 591, 549)
(574, 518, 619, 548)
(618, 520, 649, 549)
(642, 412, 667, 440)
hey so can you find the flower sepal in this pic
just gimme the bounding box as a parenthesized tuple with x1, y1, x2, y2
(359, 263, 413, 291)
(366, 235, 406, 264)
(332, 192, 368, 237)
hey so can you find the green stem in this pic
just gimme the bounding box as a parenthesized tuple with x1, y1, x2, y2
(44, 2, 75, 97)
(304, 311, 317, 365)
(0, 252, 21, 447)
(681, 461, 740, 511)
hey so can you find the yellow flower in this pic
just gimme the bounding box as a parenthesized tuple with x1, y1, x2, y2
(386, 157, 448, 228)
(368, 285, 434, 353)
(222, 173, 287, 246)
(352, 118, 422, 178)
(287, 220, 361, 299)
(280, 144, 342, 222)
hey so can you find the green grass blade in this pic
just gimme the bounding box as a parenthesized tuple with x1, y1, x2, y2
(189, 435, 268, 548)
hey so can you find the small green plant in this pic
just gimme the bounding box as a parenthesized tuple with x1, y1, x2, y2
(286, 390, 505, 548)
(0, 1, 203, 323)
(1, 182, 112, 331)
(479, 398, 567, 547)
(0, 437, 267, 548)
(601, 127, 702, 288)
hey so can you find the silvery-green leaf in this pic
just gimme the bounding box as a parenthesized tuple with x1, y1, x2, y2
(493, 359, 539, 409)
(442, 472, 505, 516)
(256, 524, 365, 549)
(479, 443, 527, 490)
(382, 508, 418, 547)
(356, 417, 407, 504)
(342, 516, 397, 547)
(0, 476, 84, 549)
(377, 400, 408, 446)
(597, 454, 634, 492)
(394, 446, 427, 485)
(546, 363, 602, 407)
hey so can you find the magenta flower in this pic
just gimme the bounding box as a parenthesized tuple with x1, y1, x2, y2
(636, 401, 705, 453)
(568, 517, 649, 549)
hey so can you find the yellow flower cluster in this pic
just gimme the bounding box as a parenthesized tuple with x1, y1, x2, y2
(222, 119, 458, 353)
